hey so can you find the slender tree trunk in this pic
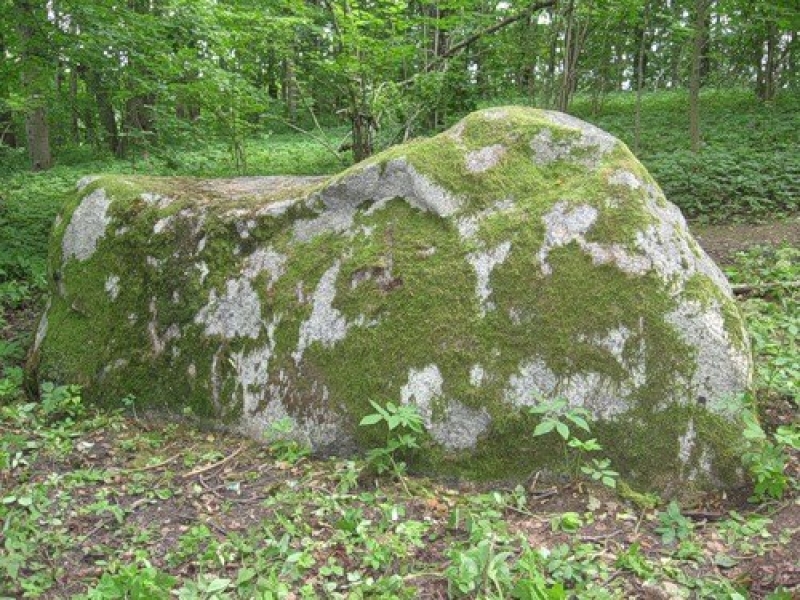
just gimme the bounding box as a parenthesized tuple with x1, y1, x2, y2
(558, 0, 575, 112)
(284, 57, 298, 123)
(759, 20, 778, 101)
(634, 6, 649, 154)
(23, 82, 52, 170)
(86, 70, 121, 155)
(689, 0, 710, 153)
(17, 0, 53, 170)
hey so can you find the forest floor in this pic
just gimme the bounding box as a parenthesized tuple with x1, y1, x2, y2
(1, 217, 798, 599)
(692, 216, 800, 266)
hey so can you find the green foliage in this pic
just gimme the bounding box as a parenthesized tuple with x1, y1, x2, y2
(359, 399, 424, 480)
(530, 399, 618, 489)
(727, 245, 799, 406)
(84, 562, 176, 599)
(264, 417, 311, 464)
(571, 90, 799, 221)
(655, 501, 694, 545)
(741, 411, 797, 501)
(445, 539, 514, 597)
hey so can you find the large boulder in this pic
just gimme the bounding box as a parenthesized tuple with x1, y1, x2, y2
(28, 107, 753, 493)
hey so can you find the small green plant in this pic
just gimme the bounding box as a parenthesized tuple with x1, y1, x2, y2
(359, 400, 424, 483)
(530, 399, 591, 441)
(84, 561, 176, 599)
(530, 399, 618, 488)
(614, 543, 654, 578)
(445, 539, 513, 597)
(174, 574, 232, 600)
(741, 412, 797, 500)
(265, 417, 311, 464)
(655, 501, 694, 545)
(513, 548, 567, 599)
(550, 511, 583, 533)
(580, 458, 619, 489)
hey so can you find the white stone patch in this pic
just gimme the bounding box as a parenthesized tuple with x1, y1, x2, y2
(147, 298, 181, 355)
(470, 364, 485, 387)
(455, 198, 514, 242)
(243, 247, 287, 288)
(146, 256, 163, 269)
(418, 246, 437, 258)
(400, 364, 490, 450)
(197, 236, 207, 253)
(481, 108, 509, 120)
(293, 160, 461, 243)
(196, 262, 209, 284)
(234, 319, 280, 417)
(666, 299, 752, 411)
(505, 358, 558, 407)
(558, 372, 629, 419)
(195, 278, 263, 339)
(76, 175, 101, 191)
(105, 274, 121, 300)
(141, 192, 174, 209)
(255, 198, 296, 218)
(465, 144, 507, 173)
(538, 202, 598, 274)
(401, 364, 443, 408)
(505, 357, 630, 419)
(153, 216, 174, 235)
(608, 170, 643, 190)
(595, 326, 630, 362)
(636, 191, 733, 292)
(62, 189, 113, 262)
(678, 419, 696, 464)
(293, 262, 348, 363)
(32, 300, 51, 354)
(582, 242, 652, 275)
(530, 113, 617, 169)
(468, 241, 512, 315)
(236, 219, 256, 239)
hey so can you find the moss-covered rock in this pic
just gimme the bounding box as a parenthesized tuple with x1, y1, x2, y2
(27, 108, 753, 494)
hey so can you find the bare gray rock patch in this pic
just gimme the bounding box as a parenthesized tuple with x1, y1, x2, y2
(62, 188, 112, 262)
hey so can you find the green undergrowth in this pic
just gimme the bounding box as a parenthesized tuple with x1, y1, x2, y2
(0, 374, 796, 598)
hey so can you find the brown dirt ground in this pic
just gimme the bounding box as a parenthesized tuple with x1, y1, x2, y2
(691, 216, 800, 266)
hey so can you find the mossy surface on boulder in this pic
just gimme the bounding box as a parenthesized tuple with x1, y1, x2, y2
(28, 108, 753, 494)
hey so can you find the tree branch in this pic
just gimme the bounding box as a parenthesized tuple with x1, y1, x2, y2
(435, 1, 556, 65)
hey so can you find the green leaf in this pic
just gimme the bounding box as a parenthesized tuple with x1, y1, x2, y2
(567, 414, 590, 432)
(555, 422, 570, 440)
(533, 421, 555, 437)
(205, 578, 231, 593)
(359, 414, 383, 426)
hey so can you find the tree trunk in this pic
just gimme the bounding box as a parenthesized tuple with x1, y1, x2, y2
(86, 69, 121, 155)
(759, 20, 778, 101)
(16, 0, 53, 170)
(23, 96, 52, 170)
(689, 0, 710, 153)
(634, 6, 649, 154)
(284, 57, 298, 123)
(557, 0, 575, 112)
(351, 110, 374, 162)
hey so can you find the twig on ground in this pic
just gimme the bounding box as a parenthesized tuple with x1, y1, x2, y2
(182, 445, 245, 479)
